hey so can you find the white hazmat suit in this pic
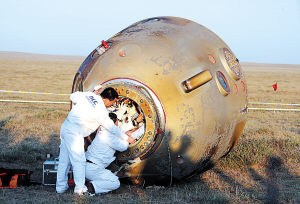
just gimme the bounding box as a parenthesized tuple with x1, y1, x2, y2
(85, 125, 129, 194)
(56, 91, 120, 194)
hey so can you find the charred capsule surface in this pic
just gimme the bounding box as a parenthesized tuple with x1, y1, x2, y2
(72, 16, 247, 185)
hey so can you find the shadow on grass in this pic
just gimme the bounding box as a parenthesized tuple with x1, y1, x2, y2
(0, 117, 13, 144)
(0, 128, 60, 182)
(0, 134, 59, 164)
(0, 117, 13, 131)
(213, 156, 300, 203)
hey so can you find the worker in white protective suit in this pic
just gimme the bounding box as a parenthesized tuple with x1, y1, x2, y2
(56, 87, 121, 195)
(85, 113, 135, 196)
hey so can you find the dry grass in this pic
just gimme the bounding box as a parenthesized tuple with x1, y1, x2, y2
(0, 53, 299, 203)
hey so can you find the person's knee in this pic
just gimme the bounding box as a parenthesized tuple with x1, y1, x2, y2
(114, 179, 120, 189)
(111, 175, 120, 189)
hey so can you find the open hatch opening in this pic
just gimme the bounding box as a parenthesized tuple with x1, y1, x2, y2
(103, 79, 165, 161)
(108, 97, 146, 146)
(80, 78, 165, 162)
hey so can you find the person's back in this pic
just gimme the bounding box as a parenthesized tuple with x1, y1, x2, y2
(64, 91, 107, 136)
(85, 126, 128, 168)
(85, 113, 132, 195)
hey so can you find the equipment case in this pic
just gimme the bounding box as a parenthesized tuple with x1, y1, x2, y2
(42, 158, 73, 185)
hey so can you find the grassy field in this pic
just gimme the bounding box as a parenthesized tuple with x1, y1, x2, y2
(0, 52, 299, 203)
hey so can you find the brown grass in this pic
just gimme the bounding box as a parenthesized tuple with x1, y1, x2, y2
(0, 53, 299, 203)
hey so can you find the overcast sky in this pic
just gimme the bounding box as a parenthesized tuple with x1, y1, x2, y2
(1, 0, 299, 64)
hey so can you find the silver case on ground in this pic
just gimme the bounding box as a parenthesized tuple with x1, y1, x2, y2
(42, 158, 72, 185)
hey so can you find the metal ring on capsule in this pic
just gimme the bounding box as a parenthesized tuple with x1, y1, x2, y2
(219, 47, 242, 81)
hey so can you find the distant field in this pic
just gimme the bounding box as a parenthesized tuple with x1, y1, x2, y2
(0, 52, 299, 203)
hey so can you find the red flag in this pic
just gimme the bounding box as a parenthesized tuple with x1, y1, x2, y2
(272, 82, 277, 91)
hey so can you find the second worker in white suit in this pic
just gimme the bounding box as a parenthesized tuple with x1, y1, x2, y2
(85, 113, 135, 195)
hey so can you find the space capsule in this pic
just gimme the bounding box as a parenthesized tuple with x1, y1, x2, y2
(72, 16, 247, 185)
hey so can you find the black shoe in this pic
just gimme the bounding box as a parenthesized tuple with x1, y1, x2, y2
(86, 181, 96, 196)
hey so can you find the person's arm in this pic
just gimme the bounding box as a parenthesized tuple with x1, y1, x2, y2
(94, 99, 130, 140)
(107, 132, 129, 152)
(96, 106, 120, 134)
